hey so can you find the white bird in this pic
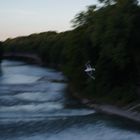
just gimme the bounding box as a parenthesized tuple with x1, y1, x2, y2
(85, 62, 95, 80)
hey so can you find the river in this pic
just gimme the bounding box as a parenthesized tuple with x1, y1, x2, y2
(0, 60, 140, 140)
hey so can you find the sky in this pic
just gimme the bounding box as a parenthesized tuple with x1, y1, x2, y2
(0, 0, 98, 41)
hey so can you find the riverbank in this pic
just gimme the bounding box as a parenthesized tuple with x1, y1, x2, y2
(70, 90, 140, 123)
(87, 103, 140, 123)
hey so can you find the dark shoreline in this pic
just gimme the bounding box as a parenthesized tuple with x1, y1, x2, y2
(70, 90, 140, 124)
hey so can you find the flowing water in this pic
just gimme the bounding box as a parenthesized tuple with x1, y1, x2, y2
(0, 60, 140, 140)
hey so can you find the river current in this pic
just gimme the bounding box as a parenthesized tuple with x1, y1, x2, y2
(0, 60, 140, 140)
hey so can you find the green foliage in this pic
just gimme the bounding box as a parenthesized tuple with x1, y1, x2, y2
(71, 5, 96, 28)
(98, 0, 115, 5)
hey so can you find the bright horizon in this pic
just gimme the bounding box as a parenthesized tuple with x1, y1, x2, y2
(0, 0, 98, 41)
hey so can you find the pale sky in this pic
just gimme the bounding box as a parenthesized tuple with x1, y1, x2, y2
(0, 0, 98, 41)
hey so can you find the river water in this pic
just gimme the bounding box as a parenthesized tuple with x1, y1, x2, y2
(0, 60, 140, 140)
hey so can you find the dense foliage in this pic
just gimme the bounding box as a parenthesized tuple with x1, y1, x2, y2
(2, 0, 140, 105)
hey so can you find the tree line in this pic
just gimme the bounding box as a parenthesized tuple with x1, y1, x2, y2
(2, 0, 140, 105)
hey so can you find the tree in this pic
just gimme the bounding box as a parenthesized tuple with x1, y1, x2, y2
(71, 5, 96, 28)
